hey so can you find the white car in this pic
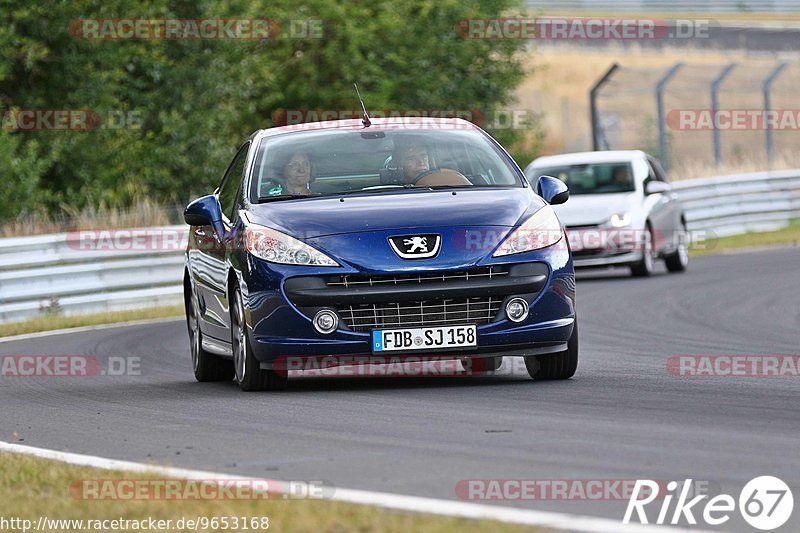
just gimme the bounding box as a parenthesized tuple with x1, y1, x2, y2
(525, 150, 688, 276)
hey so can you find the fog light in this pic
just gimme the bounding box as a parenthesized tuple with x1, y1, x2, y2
(506, 298, 529, 323)
(313, 309, 339, 334)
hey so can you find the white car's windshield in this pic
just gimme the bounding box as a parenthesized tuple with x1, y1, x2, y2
(531, 162, 635, 195)
(250, 129, 523, 200)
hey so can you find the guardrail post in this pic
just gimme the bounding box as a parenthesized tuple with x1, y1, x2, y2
(590, 63, 619, 151)
(763, 63, 787, 169)
(711, 63, 736, 167)
(655, 62, 684, 171)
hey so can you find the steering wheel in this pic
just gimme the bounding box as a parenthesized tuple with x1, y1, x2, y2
(413, 168, 471, 187)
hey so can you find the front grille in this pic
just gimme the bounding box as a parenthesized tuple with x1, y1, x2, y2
(339, 297, 503, 333)
(328, 266, 507, 332)
(327, 266, 508, 288)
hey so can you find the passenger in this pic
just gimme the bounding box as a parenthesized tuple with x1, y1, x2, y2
(263, 150, 313, 196)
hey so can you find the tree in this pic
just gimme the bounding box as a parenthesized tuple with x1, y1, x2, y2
(0, 0, 528, 221)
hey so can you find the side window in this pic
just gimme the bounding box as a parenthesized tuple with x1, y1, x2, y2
(218, 143, 250, 222)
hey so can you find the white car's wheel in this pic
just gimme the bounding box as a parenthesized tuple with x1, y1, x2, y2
(630, 225, 655, 277)
(665, 222, 689, 273)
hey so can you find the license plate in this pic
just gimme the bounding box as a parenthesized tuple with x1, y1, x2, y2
(372, 325, 477, 352)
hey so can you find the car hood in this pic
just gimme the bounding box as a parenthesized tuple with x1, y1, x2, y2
(245, 188, 543, 238)
(552, 192, 637, 227)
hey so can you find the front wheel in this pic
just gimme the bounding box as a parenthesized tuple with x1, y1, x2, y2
(231, 288, 287, 392)
(524, 321, 578, 380)
(630, 225, 655, 277)
(665, 222, 689, 273)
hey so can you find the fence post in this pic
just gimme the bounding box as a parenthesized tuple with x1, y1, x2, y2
(711, 63, 736, 167)
(590, 63, 619, 151)
(655, 62, 684, 171)
(763, 63, 787, 169)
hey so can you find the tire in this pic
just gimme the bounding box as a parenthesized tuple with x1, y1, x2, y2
(231, 288, 287, 392)
(665, 222, 689, 273)
(186, 288, 234, 382)
(524, 321, 578, 380)
(460, 356, 503, 374)
(630, 225, 655, 277)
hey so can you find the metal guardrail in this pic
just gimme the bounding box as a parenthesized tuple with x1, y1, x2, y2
(673, 169, 800, 237)
(0, 227, 186, 324)
(0, 171, 797, 324)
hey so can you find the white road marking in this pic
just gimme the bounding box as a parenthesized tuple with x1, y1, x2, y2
(0, 441, 712, 533)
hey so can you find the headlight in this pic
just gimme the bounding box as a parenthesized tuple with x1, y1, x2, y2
(609, 213, 632, 228)
(244, 224, 339, 266)
(493, 205, 563, 257)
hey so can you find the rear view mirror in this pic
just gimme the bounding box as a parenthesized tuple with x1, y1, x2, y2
(536, 175, 570, 205)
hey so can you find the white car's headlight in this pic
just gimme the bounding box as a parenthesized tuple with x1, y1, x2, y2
(609, 212, 632, 228)
(244, 224, 339, 266)
(493, 205, 563, 257)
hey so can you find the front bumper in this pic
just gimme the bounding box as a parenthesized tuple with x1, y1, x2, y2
(567, 226, 646, 268)
(572, 249, 643, 268)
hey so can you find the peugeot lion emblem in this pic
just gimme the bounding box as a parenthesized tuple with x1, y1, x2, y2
(388, 234, 441, 259)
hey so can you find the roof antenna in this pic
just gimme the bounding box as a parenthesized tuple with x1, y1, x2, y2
(353, 83, 371, 127)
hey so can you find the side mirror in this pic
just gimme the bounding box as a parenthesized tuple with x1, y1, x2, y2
(645, 181, 672, 195)
(184, 195, 229, 243)
(536, 175, 570, 205)
(184, 194, 222, 226)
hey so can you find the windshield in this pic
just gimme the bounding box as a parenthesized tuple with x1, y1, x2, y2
(530, 162, 635, 195)
(250, 129, 523, 200)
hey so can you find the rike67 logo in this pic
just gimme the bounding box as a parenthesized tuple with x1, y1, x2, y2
(624, 476, 793, 530)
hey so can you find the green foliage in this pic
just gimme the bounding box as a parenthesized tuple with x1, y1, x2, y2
(0, 0, 527, 221)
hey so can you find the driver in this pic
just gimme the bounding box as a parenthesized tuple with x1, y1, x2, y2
(611, 165, 631, 188)
(395, 141, 430, 184)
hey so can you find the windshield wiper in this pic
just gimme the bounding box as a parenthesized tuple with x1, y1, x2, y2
(337, 184, 427, 196)
(256, 194, 313, 203)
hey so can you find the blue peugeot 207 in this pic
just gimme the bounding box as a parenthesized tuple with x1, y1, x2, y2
(183, 117, 576, 391)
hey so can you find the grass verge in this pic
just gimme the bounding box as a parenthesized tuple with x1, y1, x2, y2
(0, 453, 536, 533)
(0, 306, 184, 339)
(690, 220, 800, 256)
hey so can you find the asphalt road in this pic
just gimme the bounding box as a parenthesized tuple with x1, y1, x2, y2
(1, 248, 798, 531)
